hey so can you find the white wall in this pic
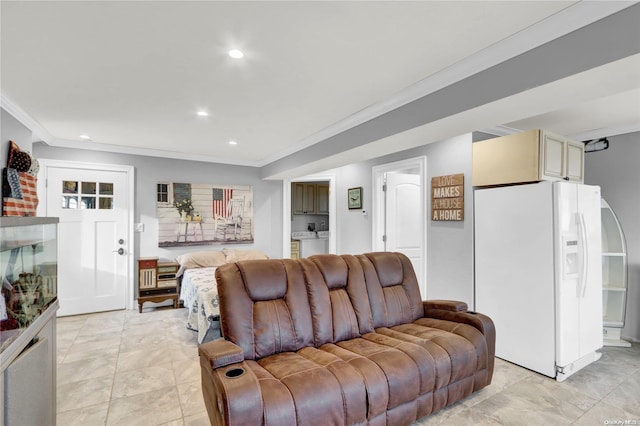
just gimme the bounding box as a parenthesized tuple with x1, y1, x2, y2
(332, 133, 475, 306)
(1, 107, 32, 167)
(32, 143, 284, 263)
(585, 132, 640, 342)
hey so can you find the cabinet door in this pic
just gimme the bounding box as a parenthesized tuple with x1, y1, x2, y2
(139, 268, 157, 289)
(303, 184, 316, 214)
(540, 132, 565, 181)
(316, 184, 329, 215)
(292, 183, 305, 214)
(565, 140, 584, 183)
(290, 240, 300, 259)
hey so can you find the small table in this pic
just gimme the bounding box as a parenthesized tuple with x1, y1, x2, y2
(176, 220, 204, 243)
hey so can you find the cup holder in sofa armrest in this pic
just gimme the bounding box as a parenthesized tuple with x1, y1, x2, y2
(225, 367, 245, 378)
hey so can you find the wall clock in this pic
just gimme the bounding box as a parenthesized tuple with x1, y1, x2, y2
(348, 187, 362, 210)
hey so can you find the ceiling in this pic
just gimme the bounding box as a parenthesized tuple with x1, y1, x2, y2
(1, 1, 639, 178)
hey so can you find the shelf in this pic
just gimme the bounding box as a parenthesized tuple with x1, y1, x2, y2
(603, 320, 624, 328)
(602, 289, 626, 324)
(602, 252, 626, 257)
(603, 287, 627, 292)
(602, 255, 625, 289)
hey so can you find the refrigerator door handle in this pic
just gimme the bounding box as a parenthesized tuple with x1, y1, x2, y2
(578, 213, 589, 298)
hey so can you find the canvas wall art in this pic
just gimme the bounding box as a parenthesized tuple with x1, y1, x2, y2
(157, 182, 253, 247)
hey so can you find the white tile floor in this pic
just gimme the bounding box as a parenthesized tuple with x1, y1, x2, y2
(56, 307, 208, 426)
(56, 307, 640, 425)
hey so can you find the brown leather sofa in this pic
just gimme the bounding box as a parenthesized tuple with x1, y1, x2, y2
(199, 252, 495, 425)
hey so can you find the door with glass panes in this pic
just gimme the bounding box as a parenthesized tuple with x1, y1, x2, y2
(40, 164, 130, 316)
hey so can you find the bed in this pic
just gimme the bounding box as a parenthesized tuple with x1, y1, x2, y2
(175, 248, 268, 344)
(179, 266, 221, 344)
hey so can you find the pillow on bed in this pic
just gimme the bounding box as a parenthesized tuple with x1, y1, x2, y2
(222, 249, 269, 263)
(175, 250, 226, 276)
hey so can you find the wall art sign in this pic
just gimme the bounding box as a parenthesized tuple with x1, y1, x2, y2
(431, 173, 464, 221)
(156, 182, 253, 247)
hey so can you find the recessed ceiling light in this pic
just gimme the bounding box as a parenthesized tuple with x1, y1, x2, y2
(79, 134, 91, 140)
(228, 49, 244, 59)
(196, 111, 208, 117)
(228, 140, 238, 146)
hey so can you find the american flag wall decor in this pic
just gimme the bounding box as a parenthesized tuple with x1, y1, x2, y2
(212, 188, 233, 217)
(156, 183, 253, 247)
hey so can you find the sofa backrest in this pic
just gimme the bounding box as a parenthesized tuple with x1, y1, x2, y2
(357, 252, 424, 328)
(215, 259, 314, 360)
(300, 255, 375, 346)
(215, 252, 424, 359)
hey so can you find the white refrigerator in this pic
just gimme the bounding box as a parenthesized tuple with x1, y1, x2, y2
(475, 181, 603, 381)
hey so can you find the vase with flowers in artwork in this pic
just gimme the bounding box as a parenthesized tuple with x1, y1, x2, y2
(174, 198, 194, 221)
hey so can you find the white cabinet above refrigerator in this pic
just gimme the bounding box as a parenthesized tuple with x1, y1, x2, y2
(472, 129, 584, 187)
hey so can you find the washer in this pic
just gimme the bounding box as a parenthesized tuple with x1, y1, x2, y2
(292, 231, 329, 258)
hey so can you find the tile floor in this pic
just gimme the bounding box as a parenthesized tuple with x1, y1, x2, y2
(56, 307, 640, 425)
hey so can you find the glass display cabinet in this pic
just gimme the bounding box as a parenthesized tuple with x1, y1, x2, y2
(600, 199, 630, 347)
(1, 217, 59, 426)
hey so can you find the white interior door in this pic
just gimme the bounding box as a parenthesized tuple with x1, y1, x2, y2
(40, 163, 131, 316)
(385, 172, 425, 297)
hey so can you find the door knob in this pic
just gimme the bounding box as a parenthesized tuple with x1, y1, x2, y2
(113, 248, 125, 255)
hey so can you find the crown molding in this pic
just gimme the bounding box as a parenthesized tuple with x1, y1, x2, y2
(477, 125, 523, 137)
(50, 139, 260, 167)
(0, 94, 55, 144)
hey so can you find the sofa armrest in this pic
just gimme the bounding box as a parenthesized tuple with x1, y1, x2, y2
(423, 299, 495, 346)
(424, 299, 467, 312)
(423, 299, 496, 382)
(199, 339, 245, 369)
(199, 341, 263, 426)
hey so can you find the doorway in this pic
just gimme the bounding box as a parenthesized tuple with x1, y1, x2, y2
(372, 157, 427, 297)
(283, 173, 336, 258)
(37, 160, 134, 316)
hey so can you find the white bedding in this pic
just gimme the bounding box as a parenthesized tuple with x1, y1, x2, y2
(179, 266, 220, 343)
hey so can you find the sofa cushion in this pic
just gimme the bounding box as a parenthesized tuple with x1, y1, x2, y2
(358, 252, 423, 328)
(255, 352, 346, 425)
(216, 259, 314, 360)
(250, 347, 369, 425)
(241, 259, 287, 301)
(301, 255, 374, 346)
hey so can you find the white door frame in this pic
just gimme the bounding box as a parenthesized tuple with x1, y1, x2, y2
(372, 156, 427, 293)
(37, 159, 136, 311)
(282, 173, 337, 257)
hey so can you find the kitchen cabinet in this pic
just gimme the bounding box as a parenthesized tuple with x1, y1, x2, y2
(292, 183, 329, 215)
(472, 129, 584, 187)
(600, 198, 630, 347)
(292, 183, 313, 214)
(316, 184, 329, 215)
(290, 240, 300, 259)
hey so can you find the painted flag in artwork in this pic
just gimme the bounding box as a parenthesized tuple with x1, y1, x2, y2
(212, 188, 233, 217)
